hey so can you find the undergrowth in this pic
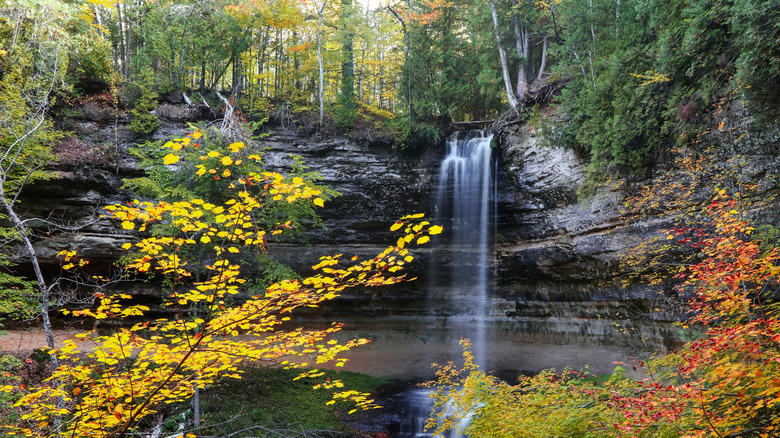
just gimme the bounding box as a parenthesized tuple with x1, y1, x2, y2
(192, 366, 388, 437)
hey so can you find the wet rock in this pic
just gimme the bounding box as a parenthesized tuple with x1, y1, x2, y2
(14, 102, 778, 378)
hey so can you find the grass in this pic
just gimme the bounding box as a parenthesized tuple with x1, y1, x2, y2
(192, 366, 388, 437)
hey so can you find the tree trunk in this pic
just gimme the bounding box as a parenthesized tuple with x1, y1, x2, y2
(116, 2, 128, 78)
(337, 0, 357, 127)
(316, 1, 327, 125)
(124, 1, 132, 78)
(489, 0, 518, 112)
(0, 199, 55, 357)
(535, 35, 548, 83)
(199, 60, 206, 94)
(231, 49, 238, 93)
(177, 10, 194, 90)
(386, 4, 410, 122)
(192, 385, 200, 427)
(293, 31, 302, 91)
(0, 183, 59, 438)
(94, 6, 104, 38)
(512, 7, 529, 95)
(590, 0, 596, 57)
(259, 28, 271, 96)
(210, 58, 233, 91)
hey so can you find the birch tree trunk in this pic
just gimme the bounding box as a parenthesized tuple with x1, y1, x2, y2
(116, 2, 128, 78)
(386, 4, 410, 124)
(93, 6, 104, 38)
(489, 0, 518, 112)
(535, 35, 548, 82)
(0, 192, 56, 359)
(512, 7, 529, 95)
(316, 0, 327, 125)
(124, 1, 132, 78)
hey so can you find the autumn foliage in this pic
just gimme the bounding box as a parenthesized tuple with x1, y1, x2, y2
(0, 131, 442, 437)
(608, 191, 780, 438)
(428, 185, 780, 436)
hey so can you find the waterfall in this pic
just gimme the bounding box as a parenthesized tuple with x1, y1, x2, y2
(396, 131, 495, 438)
(397, 388, 472, 438)
(435, 130, 495, 368)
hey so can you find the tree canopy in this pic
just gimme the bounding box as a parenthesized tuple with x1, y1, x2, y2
(3, 0, 777, 155)
(1, 0, 779, 435)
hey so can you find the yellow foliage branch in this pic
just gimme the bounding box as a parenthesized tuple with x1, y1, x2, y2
(1, 138, 443, 437)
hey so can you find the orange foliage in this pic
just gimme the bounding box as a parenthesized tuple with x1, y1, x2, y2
(610, 192, 780, 437)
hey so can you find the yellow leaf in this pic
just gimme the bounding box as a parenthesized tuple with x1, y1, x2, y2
(121, 221, 135, 230)
(313, 198, 325, 207)
(428, 225, 443, 235)
(163, 154, 180, 165)
(121, 243, 132, 250)
(417, 236, 430, 245)
(390, 221, 403, 232)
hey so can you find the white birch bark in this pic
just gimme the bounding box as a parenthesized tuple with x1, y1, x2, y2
(489, 0, 519, 112)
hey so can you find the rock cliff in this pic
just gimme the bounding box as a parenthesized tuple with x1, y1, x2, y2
(13, 102, 751, 378)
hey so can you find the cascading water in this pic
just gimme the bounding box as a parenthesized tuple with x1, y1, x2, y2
(396, 389, 473, 438)
(435, 129, 495, 368)
(396, 130, 496, 438)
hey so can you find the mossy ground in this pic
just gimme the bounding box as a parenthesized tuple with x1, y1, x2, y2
(190, 366, 388, 437)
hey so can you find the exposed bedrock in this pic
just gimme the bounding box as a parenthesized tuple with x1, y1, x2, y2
(17, 104, 778, 378)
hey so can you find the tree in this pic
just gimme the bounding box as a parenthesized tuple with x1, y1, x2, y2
(128, 67, 159, 135)
(488, 0, 519, 113)
(0, 131, 443, 437)
(605, 191, 780, 437)
(545, 0, 779, 184)
(312, 0, 329, 125)
(386, 0, 411, 124)
(335, 0, 358, 129)
(0, 0, 75, 357)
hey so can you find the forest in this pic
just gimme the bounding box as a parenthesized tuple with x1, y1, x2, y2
(1, 0, 780, 436)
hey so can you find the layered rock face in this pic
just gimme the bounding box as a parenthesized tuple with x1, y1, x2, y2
(261, 126, 683, 378)
(494, 128, 680, 367)
(14, 104, 702, 378)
